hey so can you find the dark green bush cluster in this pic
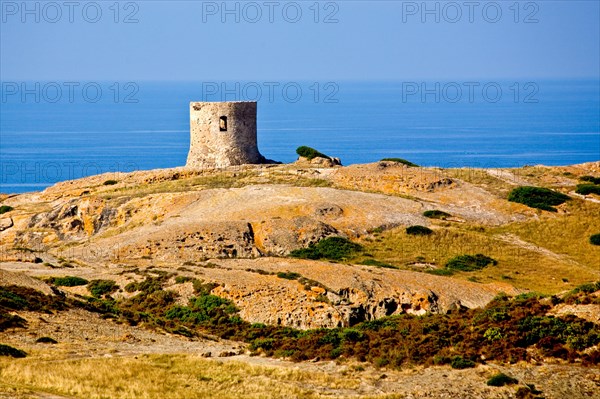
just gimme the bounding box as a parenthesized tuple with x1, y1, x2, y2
(47, 276, 89, 287)
(103, 180, 118, 185)
(580, 175, 600, 184)
(576, 184, 600, 195)
(450, 356, 476, 369)
(125, 276, 167, 294)
(0, 205, 14, 214)
(590, 234, 600, 246)
(87, 279, 119, 298)
(1, 285, 68, 331)
(35, 336, 58, 344)
(276, 271, 301, 280)
(238, 295, 599, 367)
(423, 210, 451, 220)
(560, 282, 600, 305)
(507, 186, 570, 212)
(406, 225, 433, 236)
(0, 285, 67, 313)
(0, 343, 26, 358)
(359, 259, 396, 269)
(296, 146, 330, 160)
(380, 158, 419, 167)
(289, 237, 362, 261)
(487, 373, 518, 386)
(446, 254, 497, 271)
(165, 295, 238, 325)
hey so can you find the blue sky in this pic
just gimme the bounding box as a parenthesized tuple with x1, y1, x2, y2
(1, 0, 599, 80)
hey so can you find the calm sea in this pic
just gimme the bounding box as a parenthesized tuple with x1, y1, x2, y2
(1, 80, 599, 194)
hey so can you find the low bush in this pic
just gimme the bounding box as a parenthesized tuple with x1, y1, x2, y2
(446, 254, 497, 272)
(276, 271, 301, 280)
(47, 276, 88, 287)
(359, 259, 396, 269)
(380, 158, 419, 167)
(103, 180, 118, 186)
(0, 343, 26, 358)
(562, 282, 600, 305)
(579, 175, 600, 184)
(289, 237, 362, 261)
(87, 280, 119, 298)
(426, 268, 454, 276)
(0, 312, 27, 331)
(576, 184, 600, 196)
(0, 285, 67, 313)
(507, 186, 570, 212)
(487, 373, 518, 386)
(35, 336, 58, 344)
(590, 234, 600, 246)
(423, 210, 451, 220)
(406, 225, 433, 236)
(0, 205, 14, 214)
(175, 276, 193, 284)
(296, 146, 330, 160)
(450, 356, 476, 369)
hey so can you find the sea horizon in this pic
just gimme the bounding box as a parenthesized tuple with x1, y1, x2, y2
(1, 78, 599, 194)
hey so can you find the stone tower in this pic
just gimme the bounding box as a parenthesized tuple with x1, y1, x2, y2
(186, 101, 266, 168)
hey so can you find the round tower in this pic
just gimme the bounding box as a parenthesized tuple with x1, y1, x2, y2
(186, 101, 266, 168)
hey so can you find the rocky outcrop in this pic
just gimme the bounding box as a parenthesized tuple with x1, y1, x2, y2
(199, 258, 522, 329)
(0, 217, 13, 231)
(7, 185, 430, 263)
(296, 156, 342, 167)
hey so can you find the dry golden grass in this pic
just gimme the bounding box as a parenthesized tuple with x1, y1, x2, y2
(355, 198, 600, 294)
(97, 169, 331, 200)
(494, 199, 600, 274)
(444, 168, 517, 197)
(0, 354, 402, 399)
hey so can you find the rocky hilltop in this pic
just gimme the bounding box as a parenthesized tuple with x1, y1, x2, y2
(2, 160, 599, 329)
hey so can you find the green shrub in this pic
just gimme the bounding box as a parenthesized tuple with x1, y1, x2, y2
(47, 276, 89, 287)
(380, 158, 419, 167)
(359, 259, 396, 269)
(426, 268, 454, 276)
(289, 236, 362, 261)
(570, 282, 600, 295)
(0, 205, 14, 214)
(423, 210, 451, 220)
(35, 336, 58, 344)
(250, 338, 275, 351)
(450, 356, 476, 369)
(0, 343, 26, 358)
(487, 373, 518, 386)
(406, 225, 433, 236)
(579, 175, 600, 184)
(103, 180, 118, 186)
(590, 234, 600, 246)
(507, 186, 570, 212)
(276, 271, 301, 280)
(576, 184, 600, 196)
(296, 146, 330, 160)
(175, 276, 193, 284)
(87, 279, 118, 298)
(192, 280, 218, 296)
(446, 254, 497, 272)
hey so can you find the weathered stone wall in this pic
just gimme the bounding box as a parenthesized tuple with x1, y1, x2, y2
(186, 101, 265, 168)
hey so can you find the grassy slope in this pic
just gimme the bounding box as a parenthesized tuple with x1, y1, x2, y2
(0, 354, 372, 399)
(353, 167, 600, 294)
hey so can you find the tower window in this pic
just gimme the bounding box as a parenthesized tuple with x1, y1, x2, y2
(219, 116, 228, 131)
